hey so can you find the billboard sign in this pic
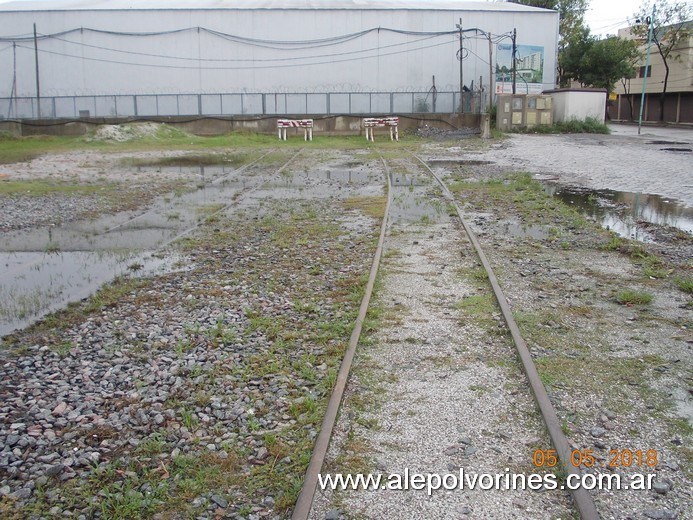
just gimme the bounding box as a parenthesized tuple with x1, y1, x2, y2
(496, 43, 545, 94)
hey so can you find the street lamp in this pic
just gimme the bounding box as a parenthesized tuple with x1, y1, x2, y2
(637, 8, 655, 135)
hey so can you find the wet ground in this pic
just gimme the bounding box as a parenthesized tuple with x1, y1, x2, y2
(470, 124, 693, 232)
(0, 132, 691, 519)
(0, 149, 382, 337)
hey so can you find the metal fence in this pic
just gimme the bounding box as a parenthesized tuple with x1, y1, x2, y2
(0, 91, 486, 120)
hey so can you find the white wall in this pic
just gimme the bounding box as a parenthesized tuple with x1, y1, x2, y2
(0, 7, 558, 97)
(551, 90, 607, 123)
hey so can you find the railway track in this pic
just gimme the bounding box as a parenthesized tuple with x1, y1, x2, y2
(2, 141, 687, 518)
(0, 149, 300, 336)
(295, 152, 599, 519)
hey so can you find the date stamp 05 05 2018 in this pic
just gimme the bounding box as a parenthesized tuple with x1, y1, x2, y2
(533, 448, 659, 469)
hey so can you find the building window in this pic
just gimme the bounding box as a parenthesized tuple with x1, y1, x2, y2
(638, 66, 652, 78)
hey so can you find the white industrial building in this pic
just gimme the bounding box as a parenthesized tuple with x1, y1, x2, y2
(0, 0, 559, 117)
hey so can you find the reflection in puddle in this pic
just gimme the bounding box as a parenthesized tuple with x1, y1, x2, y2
(0, 250, 183, 337)
(267, 167, 377, 188)
(0, 164, 254, 336)
(542, 184, 693, 241)
(427, 159, 494, 166)
(389, 173, 441, 224)
(499, 220, 550, 240)
(390, 173, 428, 187)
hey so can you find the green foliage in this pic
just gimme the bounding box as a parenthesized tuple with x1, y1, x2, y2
(674, 277, 693, 294)
(510, 0, 590, 85)
(517, 117, 610, 134)
(579, 37, 641, 93)
(615, 289, 654, 305)
(631, 1, 692, 120)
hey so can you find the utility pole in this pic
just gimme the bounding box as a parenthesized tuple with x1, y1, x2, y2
(9, 42, 17, 119)
(33, 23, 41, 119)
(637, 6, 655, 135)
(512, 29, 517, 94)
(487, 31, 493, 111)
(456, 18, 464, 113)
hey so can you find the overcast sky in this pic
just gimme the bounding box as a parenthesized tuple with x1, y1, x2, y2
(583, 0, 647, 38)
(0, 0, 649, 38)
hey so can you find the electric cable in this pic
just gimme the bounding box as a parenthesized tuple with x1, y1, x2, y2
(15, 38, 457, 71)
(45, 32, 445, 63)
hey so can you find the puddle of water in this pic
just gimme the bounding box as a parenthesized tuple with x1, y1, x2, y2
(541, 184, 693, 241)
(660, 148, 692, 153)
(389, 173, 442, 225)
(427, 159, 494, 166)
(390, 173, 428, 187)
(135, 164, 241, 185)
(646, 140, 689, 145)
(0, 250, 183, 337)
(268, 168, 376, 188)
(2, 182, 251, 252)
(0, 164, 258, 336)
(499, 220, 551, 240)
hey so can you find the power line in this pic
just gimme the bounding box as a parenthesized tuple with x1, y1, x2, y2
(0, 25, 457, 47)
(46, 32, 445, 63)
(15, 38, 457, 71)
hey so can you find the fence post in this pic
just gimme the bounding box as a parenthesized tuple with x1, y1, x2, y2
(134, 95, 138, 117)
(262, 94, 266, 115)
(198, 94, 202, 116)
(326, 93, 331, 115)
(348, 93, 352, 114)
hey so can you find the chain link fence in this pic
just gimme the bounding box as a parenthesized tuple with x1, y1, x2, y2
(0, 91, 486, 120)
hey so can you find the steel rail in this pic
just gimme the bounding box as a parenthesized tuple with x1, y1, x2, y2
(414, 154, 600, 520)
(291, 156, 393, 520)
(105, 149, 274, 233)
(162, 150, 301, 247)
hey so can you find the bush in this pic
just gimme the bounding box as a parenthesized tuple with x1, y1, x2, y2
(615, 289, 654, 305)
(516, 117, 610, 135)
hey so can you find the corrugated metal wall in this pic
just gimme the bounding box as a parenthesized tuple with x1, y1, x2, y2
(0, 8, 558, 98)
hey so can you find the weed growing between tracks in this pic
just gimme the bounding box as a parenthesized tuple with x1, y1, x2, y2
(0, 195, 382, 518)
(447, 166, 692, 513)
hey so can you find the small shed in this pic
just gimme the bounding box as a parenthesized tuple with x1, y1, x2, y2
(543, 88, 607, 123)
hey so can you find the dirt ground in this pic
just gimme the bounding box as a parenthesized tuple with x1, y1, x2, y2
(0, 129, 691, 519)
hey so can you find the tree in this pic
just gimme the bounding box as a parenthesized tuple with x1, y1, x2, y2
(508, 0, 590, 85)
(578, 37, 641, 95)
(631, 0, 692, 121)
(559, 25, 594, 87)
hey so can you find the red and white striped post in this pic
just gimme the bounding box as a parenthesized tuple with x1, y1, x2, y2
(277, 119, 314, 141)
(363, 117, 399, 142)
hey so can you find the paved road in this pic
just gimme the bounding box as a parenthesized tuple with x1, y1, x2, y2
(476, 123, 693, 207)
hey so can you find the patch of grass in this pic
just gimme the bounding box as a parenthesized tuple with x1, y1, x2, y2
(121, 152, 253, 168)
(342, 196, 387, 219)
(615, 289, 654, 306)
(0, 180, 111, 197)
(674, 276, 693, 294)
(601, 234, 624, 251)
(44, 242, 61, 254)
(454, 294, 499, 331)
(517, 117, 610, 135)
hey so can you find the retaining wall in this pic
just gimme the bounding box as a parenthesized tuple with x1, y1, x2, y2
(0, 113, 481, 138)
